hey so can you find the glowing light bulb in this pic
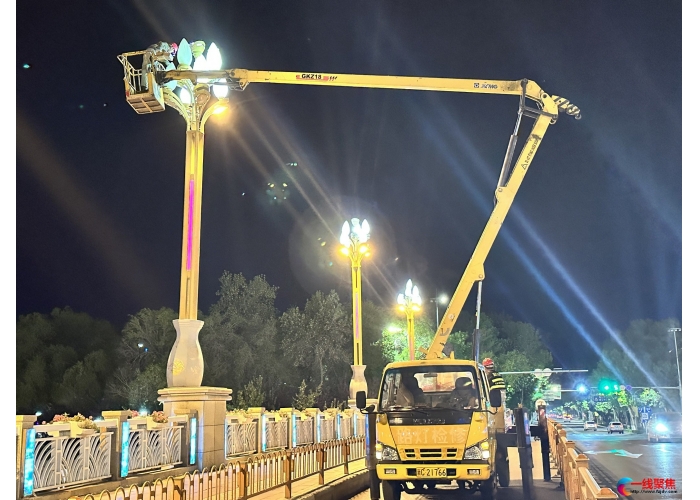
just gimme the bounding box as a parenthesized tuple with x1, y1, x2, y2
(206, 43, 222, 70)
(212, 102, 228, 114)
(193, 55, 208, 83)
(340, 221, 351, 247)
(179, 87, 192, 104)
(213, 83, 229, 98)
(177, 38, 192, 67)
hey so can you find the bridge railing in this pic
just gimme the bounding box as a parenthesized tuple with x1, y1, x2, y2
(31, 423, 113, 492)
(224, 407, 366, 460)
(548, 421, 618, 500)
(16, 412, 191, 498)
(125, 417, 186, 474)
(17, 407, 366, 498)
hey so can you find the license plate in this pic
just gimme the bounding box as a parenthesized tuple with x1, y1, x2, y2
(416, 467, 447, 478)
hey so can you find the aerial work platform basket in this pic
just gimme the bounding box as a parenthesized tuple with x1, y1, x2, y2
(117, 52, 165, 114)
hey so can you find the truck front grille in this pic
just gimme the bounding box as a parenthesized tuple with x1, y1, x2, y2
(402, 448, 459, 459)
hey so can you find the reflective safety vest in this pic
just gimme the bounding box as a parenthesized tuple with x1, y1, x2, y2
(488, 371, 506, 390)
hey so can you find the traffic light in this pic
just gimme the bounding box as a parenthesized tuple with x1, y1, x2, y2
(597, 378, 619, 395)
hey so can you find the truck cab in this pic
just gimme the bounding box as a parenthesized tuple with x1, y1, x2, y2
(374, 359, 503, 499)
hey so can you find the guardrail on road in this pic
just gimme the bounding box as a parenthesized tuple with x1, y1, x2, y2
(548, 420, 618, 500)
(73, 435, 366, 500)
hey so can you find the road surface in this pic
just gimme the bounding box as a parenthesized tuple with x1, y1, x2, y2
(560, 419, 681, 499)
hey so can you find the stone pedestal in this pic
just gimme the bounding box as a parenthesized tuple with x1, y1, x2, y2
(348, 364, 368, 408)
(167, 319, 205, 387)
(158, 386, 232, 470)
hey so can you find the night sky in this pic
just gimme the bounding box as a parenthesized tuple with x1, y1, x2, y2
(16, 1, 683, 370)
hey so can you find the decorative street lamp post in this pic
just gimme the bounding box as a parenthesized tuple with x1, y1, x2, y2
(119, 39, 234, 470)
(119, 38, 230, 387)
(398, 279, 422, 361)
(340, 218, 370, 404)
(165, 39, 230, 388)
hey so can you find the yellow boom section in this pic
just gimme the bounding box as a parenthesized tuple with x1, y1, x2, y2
(160, 68, 580, 359)
(426, 111, 552, 358)
(162, 69, 561, 117)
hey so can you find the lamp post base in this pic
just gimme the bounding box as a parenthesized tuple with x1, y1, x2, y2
(167, 319, 205, 387)
(158, 386, 232, 470)
(348, 364, 368, 408)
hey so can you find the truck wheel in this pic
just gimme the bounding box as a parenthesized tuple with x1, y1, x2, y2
(496, 455, 510, 487)
(480, 473, 498, 500)
(381, 480, 402, 500)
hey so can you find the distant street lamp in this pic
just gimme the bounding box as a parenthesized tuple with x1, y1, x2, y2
(668, 327, 682, 402)
(398, 279, 422, 361)
(119, 38, 229, 387)
(340, 218, 371, 403)
(429, 292, 449, 328)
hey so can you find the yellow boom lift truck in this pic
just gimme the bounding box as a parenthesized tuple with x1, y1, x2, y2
(119, 49, 581, 499)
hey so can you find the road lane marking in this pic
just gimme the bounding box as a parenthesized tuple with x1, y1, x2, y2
(582, 449, 642, 458)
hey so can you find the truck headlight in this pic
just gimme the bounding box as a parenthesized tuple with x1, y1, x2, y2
(463, 441, 490, 460)
(376, 442, 399, 461)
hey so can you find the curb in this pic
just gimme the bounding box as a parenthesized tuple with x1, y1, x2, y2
(293, 470, 369, 500)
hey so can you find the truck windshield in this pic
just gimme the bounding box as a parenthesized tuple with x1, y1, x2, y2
(379, 365, 482, 411)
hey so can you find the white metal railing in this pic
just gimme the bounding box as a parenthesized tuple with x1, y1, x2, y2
(17, 407, 367, 498)
(339, 415, 353, 439)
(356, 413, 366, 438)
(264, 418, 288, 451)
(296, 418, 315, 446)
(32, 431, 112, 492)
(319, 417, 335, 442)
(226, 417, 259, 457)
(128, 426, 183, 473)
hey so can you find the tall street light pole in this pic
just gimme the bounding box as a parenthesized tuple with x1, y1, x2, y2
(430, 292, 448, 328)
(119, 39, 233, 471)
(398, 279, 422, 361)
(119, 38, 230, 387)
(340, 218, 371, 404)
(668, 327, 682, 402)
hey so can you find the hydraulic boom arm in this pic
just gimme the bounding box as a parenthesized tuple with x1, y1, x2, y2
(160, 68, 581, 360)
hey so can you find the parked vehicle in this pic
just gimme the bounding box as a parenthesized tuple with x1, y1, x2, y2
(583, 421, 597, 431)
(647, 413, 682, 442)
(607, 421, 624, 434)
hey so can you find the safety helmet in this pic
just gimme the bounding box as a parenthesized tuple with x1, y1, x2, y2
(482, 358, 495, 369)
(455, 377, 473, 388)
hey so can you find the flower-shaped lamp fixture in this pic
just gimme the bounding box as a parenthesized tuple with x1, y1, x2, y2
(340, 218, 370, 257)
(397, 279, 422, 312)
(169, 38, 229, 102)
